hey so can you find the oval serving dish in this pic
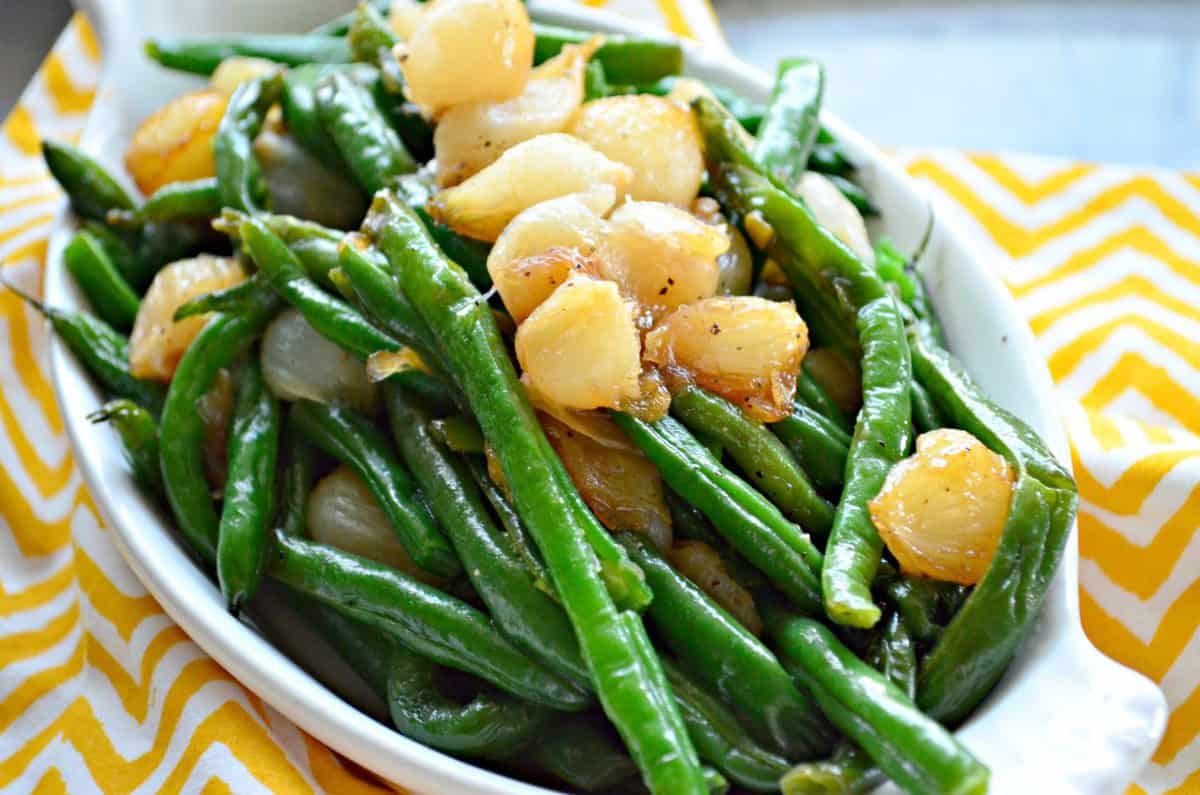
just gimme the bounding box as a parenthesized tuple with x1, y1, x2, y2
(50, 0, 1167, 791)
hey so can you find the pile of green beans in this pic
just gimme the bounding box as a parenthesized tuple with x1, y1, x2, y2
(24, 8, 1078, 793)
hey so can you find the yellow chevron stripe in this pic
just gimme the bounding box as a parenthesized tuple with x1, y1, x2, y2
(1012, 225, 1200, 299)
(302, 732, 395, 794)
(1029, 275, 1200, 335)
(85, 625, 190, 721)
(1079, 486, 1200, 599)
(157, 700, 319, 794)
(0, 639, 85, 735)
(0, 564, 74, 617)
(0, 191, 58, 217)
(1072, 447, 1200, 516)
(74, 17, 100, 63)
(967, 153, 1098, 204)
(1079, 354, 1200, 435)
(655, 0, 696, 38)
(74, 546, 166, 642)
(2, 105, 42, 159)
(909, 160, 1200, 257)
(1158, 681, 1200, 765)
(0, 173, 51, 192)
(0, 213, 54, 246)
(1, 286, 70, 435)
(1079, 581, 1200, 684)
(0, 600, 79, 668)
(0, 474, 79, 558)
(42, 54, 95, 116)
(0, 666, 316, 791)
(32, 768, 69, 794)
(1083, 409, 1126, 452)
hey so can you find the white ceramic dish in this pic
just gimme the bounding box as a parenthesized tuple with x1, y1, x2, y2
(51, 1, 1167, 792)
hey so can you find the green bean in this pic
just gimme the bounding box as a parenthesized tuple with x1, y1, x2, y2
(145, 34, 352, 75)
(532, 22, 682, 84)
(524, 714, 640, 793)
(367, 191, 705, 795)
(764, 606, 990, 795)
(296, 585, 544, 762)
(395, 174, 492, 290)
(780, 746, 882, 795)
(345, 2, 434, 162)
(755, 57, 824, 188)
(126, 221, 212, 292)
(619, 533, 832, 759)
(768, 403, 850, 495)
(238, 215, 400, 359)
(465, 455, 557, 600)
(869, 611, 917, 699)
(430, 415, 485, 454)
(368, 194, 649, 610)
(670, 386, 834, 536)
(108, 177, 220, 226)
(663, 657, 793, 792)
(294, 583, 560, 766)
(821, 296, 912, 628)
(909, 379, 944, 434)
(808, 142, 853, 178)
(281, 64, 353, 171)
(62, 230, 140, 331)
(796, 366, 851, 432)
(347, 1, 396, 63)
(665, 493, 765, 589)
(386, 643, 555, 757)
(216, 209, 344, 288)
(940, 583, 972, 617)
(875, 238, 947, 350)
(700, 100, 855, 358)
(584, 59, 609, 101)
(827, 174, 878, 217)
(703, 147, 913, 628)
(635, 77, 765, 133)
(886, 577, 943, 646)
(705, 766, 730, 793)
(275, 414, 317, 538)
(217, 357, 280, 612)
(701, 99, 876, 353)
(614, 413, 824, 613)
(215, 73, 283, 214)
(160, 284, 280, 563)
(282, 587, 395, 699)
(315, 71, 415, 194)
(269, 532, 588, 710)
(384, 383, 591, 689)
(290, 399, 460, 578)
(331, 244, 463, 414)
(5, 284, 164, 415)
(80, 216, 206, 299)
(310, 0, 391, 37)
(87, 399, 162, 497)
(175, 274, 269, 321)
(910, 322, 1077, 725)
(380, 85, 437, 167)
(80, 220, 137, 285)
(42, 140, 136, 221)
(334, 236, 438, 358)
(780, 611, 916, 794)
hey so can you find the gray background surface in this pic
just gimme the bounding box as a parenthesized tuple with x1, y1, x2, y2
(0, 1, 1195, 168)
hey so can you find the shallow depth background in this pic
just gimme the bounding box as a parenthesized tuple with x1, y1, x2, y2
(1, 0, 1196, 167)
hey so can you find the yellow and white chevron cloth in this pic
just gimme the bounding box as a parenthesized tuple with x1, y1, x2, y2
(1, 4, 1197, 794)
